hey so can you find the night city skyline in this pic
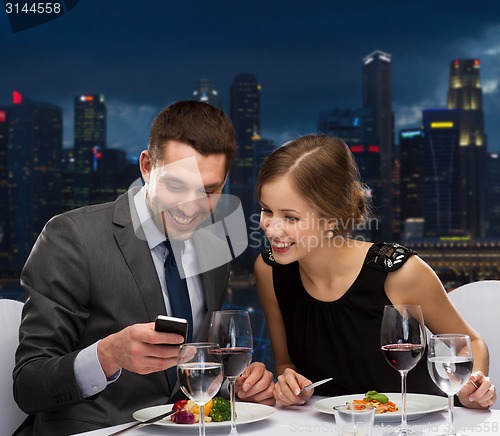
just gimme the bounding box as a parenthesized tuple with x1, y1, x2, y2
(2, 1, 500, 294)
(2, 2, 500, 381)
(2, 1, 500, 159)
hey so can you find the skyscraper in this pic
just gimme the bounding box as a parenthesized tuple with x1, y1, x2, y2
(399, 129, 425, 221)
(61, 148, 76, 213)
(229, 74, 261, 272)
(399, 129, 425, 241)
(91, 148, 128, 203)
(192, 79, 221, 108)
(362, 50, 394, 241)
(447, 59, 487, 237)
(73, 94, 106, 207)
(229, 73, 260, 186)
(0, 107, 10, 273)
(487, 152, 500, 237)
(422, 109, 462, 238)
(8, 91, 62, 271)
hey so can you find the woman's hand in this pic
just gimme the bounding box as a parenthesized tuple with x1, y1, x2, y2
(235, 362, 276, 406)
(457, 371, 496, 408)
(274, 368, 313, 406)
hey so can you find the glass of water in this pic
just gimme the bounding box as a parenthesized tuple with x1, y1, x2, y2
(333, 404, 376, 436)
(177, 343, 224, 436)
(427, 334, 473, 436)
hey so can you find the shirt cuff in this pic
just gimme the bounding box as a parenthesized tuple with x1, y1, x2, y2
(74, 341, 121, 398)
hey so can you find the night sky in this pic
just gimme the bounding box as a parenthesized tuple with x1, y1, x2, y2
(2, 0, 500, 158)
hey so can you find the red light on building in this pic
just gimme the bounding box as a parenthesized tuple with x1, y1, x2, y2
(0, 111, 5, 123)
(474, 59, 480, 66)
(92, 146, 102, 159)
(83, 95, 94, 101)
(368, 145, 380, 153)
(13, 90, 23, 105)
(350, 145, 364, 153)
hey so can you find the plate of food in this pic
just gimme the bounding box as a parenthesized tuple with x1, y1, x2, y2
(313, 391, 448, 422)
(133, 397, 275, 431)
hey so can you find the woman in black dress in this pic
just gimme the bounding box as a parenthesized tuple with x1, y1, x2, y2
(254, 134, 496, 409)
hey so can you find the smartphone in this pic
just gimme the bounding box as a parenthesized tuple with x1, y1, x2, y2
(154, 315, 188, 343)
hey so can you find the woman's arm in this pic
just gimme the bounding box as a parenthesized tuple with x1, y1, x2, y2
(385, 255, 496, 408)
(254, 255, 295, 375)
(254, 256, 313, 405)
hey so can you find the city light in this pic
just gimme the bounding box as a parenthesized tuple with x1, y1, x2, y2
(12, 90, 22, 105)
(431, 121, 454, 128)
(401, 130, 423, 139)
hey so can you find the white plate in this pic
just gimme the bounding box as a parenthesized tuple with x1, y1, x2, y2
(133, 402, 275, 430)
(313, 393, 448, 422)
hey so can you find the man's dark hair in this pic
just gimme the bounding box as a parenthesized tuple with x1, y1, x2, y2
(148, 100, 237, 174)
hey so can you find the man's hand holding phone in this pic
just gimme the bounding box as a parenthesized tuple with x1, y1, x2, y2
(154, 315, 189, 343)
(97, 317, 189, 377)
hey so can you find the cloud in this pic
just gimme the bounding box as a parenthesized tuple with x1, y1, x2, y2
(481, 25, 500, 56)
(483, 80, 498, 94)
(484, 46, 500, 56)
(106, 102, 160, 157)
(394, 98, 441, 130)
(395, 105, 424, 129)
(260, 129, 298, 146)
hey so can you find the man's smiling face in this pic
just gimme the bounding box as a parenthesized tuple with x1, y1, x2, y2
(140, 140, 227, 240)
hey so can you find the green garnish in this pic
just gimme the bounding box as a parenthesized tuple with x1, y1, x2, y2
(364, 390, 389, 404)
(209, 396, 232, 422)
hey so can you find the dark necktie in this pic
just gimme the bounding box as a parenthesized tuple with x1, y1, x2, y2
(164, 239, 193, 343)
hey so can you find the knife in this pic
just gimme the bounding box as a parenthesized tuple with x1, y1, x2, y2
(108, 408, 177, 435)
(300, 377, 334, 393)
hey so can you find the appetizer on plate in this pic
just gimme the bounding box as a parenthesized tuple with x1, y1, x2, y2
(171, 396, 232, 424)
(350, 390, 398, 414)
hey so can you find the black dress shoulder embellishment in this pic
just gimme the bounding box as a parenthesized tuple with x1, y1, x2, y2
(261, 247, 279, 267)
(365, 242, 416, 272)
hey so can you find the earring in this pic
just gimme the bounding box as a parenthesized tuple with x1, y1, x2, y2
(327, 230, 334, 238)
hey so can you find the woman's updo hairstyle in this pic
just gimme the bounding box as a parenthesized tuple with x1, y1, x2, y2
(256, 134, 369, 237)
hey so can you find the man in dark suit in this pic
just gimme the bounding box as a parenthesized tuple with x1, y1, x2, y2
(13, 101, 275, 435)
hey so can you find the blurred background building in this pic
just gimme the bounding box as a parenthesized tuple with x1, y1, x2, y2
(7, 92, 62, 272)
(192, 79, 222, 108)
(447, 59, 488, 238)
(2, 55, 500, 371)
(73, 94, 106, 207)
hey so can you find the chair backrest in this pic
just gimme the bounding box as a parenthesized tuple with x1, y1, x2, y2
(448, 280, 500, 409)
(0, 299, 28, 435)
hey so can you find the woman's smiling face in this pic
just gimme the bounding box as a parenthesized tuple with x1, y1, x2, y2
(259, 175, 331, 263)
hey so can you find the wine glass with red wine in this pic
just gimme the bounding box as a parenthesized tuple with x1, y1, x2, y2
(381, 305, 426, 436)
(209, 310, 253, 435)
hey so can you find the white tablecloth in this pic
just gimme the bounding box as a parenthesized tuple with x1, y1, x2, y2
(73, 397, 499, 435)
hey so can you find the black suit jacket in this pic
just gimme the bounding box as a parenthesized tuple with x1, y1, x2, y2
(13, 192, 230, 435)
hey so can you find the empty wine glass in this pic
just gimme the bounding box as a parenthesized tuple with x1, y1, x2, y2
(209, 310, 253, 435)
(427, 334, 473, 436)
(381, 305, 426, 436)
(177, 343, 224, 436)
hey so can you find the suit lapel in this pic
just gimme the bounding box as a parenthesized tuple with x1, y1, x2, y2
(112, 192, 166, 321)
(111, 192, 229, 336)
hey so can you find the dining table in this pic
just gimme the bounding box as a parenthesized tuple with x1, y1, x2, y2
(73, 395, 499, 436)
